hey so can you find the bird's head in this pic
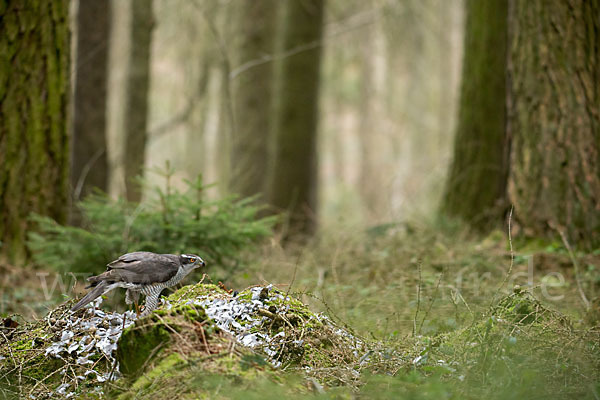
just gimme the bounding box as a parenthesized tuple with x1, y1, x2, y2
(180, 254, 206, 270)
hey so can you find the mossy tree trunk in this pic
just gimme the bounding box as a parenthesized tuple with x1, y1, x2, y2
(441, 0, 510, 231)
(507, 0, 600, 248)
(0, 0, 70, 262)
(71, 0, 110, 205)
(228, 0, 277, 200)
(269, 0, 325, 235)
(123, 0, 154, 202)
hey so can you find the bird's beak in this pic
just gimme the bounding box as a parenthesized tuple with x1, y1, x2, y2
(197, 259, 206, 268)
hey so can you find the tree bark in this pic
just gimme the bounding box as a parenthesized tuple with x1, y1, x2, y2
(71, 0, 110, 204)
(441, 0, 509, 231)
(269, 0, 325, 235)
(228, 0, 277, 200)
(507, 0, 600, 248)
(123, 0, 154, 202)
(0, 0, 70, 262)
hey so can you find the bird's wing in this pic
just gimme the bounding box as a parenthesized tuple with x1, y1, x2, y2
(94, 252, 179, 284)
(107, 251, 158, 268)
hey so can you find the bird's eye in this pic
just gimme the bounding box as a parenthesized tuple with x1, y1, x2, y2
(189, 257, 196, 263)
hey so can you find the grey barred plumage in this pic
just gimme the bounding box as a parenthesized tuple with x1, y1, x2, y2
(71, 252, 205, 317)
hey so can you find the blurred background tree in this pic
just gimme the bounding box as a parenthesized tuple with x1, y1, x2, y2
(441, 0, 509, 232)
(269, 0, 326, 235)
(228, 0, 277, 201)
(1, 0, 599, 262)
(123, 0, 154, 202)
(134, 0, 463, 232)
(71, 0, 111, 212)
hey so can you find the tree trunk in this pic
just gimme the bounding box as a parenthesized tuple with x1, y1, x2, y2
(123, 0, 154, 202)
(71, 0, 110, 204)
(185, 56, 211, 181)
(269, 0, 325, 235)
(507, 0, 600, 248)
(358, 24, 389, 221)
(210, 4, 234, 195)
(228, 0, 277, 200)
(184, 0, 219, 185)
(0, 0, 70, 262)
(441, 0, 509, 231)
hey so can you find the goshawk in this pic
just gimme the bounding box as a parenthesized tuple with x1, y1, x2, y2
(71, 252, 205, 317)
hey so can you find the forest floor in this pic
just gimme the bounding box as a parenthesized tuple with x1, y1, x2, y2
(1, 219, 599, 398)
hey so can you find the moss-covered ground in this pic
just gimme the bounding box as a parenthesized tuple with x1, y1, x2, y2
(0, 303, 115, 399)
(1, 222, 599, 398)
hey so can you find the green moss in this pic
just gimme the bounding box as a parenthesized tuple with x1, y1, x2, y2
(10, 338, 34, 352)
(6, 327, 47, 362)
(21, 356, 64, 382)
(167, 284, 227, 303)
(2, 327, 65, 389)
(116, 300, 218, 379)
(153, 304, 208, 323)
(116, 321, 172, 378)
(113, 342, 285, 399)
(234, 291, 253, 301)
(130, 353, 186, 393)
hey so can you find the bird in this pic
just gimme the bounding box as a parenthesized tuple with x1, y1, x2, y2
(70, 252, 205, 318)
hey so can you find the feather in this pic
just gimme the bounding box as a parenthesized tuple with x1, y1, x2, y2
(71, 281, 110, 312)
(101, 252, 180, 284)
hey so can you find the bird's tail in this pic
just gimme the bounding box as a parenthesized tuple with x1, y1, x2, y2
(70, 281, 110, 312)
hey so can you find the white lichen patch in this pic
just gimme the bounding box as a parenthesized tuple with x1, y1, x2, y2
(45, 298, 136, 365)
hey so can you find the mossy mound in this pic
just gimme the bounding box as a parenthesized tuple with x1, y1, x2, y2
(109, 283, 380, 398)
(1, 283, 368, 399)
(111, 301, 287, 399)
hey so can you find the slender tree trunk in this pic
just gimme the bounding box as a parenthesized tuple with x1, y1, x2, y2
(185, 56, 211, 181)
(507, 0, 600, 248)
(441, 0, 509, 231)
(358, 26, 388, 220)
(71, 0, 110, 205)
(436, 0, 457, 161)
(123, 0, 154, 202)
(269, 0, 325, 235)
(0, 0, 70, 262)
(209, 5, 234, 195)
(228, 0, 277, 200)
